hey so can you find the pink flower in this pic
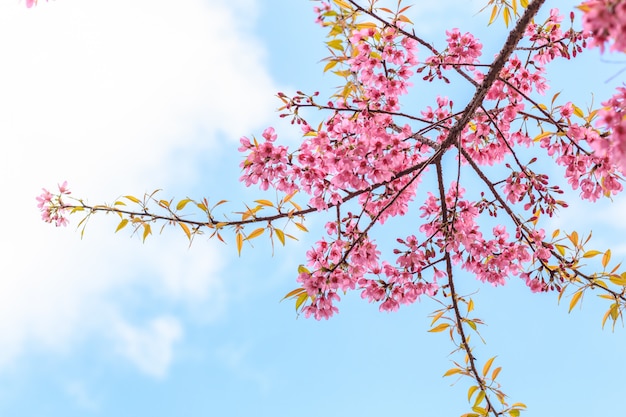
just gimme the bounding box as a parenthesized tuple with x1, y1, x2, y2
(37, 181, 71, 227)
(25, 0, 47, 8)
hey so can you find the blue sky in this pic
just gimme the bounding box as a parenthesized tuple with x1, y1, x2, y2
(1, 0, 626, 416)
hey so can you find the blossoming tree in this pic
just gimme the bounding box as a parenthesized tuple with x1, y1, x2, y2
(37, 0, 626, 415)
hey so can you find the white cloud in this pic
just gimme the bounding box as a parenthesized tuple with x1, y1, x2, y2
(113, 316, 182, 378)
(65, 380, 100, 411)
(0, 0, 280, 374)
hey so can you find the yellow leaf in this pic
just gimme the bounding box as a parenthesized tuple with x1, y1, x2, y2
(115, 219, 129, 233)
(236, 232, 243, 256)
(520, 0, 528, 7)
(295, 222, 309, 232)
(397, 14, 413, 24)
(323, 60, 339, 72)
(179, 222, 191, 240)
(503, 7, 510, 27)
(176, 198, 192, 211)
(488, 5, 498, 25)
(246, 227, 265, 240)
(282, 190, 298, 204)
(282, 288, 306, 300)
(142, 223, 151, 242)
(468, 298, 474, 313)
(467, 385, 479, 402)
(295, 292, 309, 311)
(569, 290, 583, 313)
(610, 303, 619, 320)
(569, 231, 578, 246)
(602, 308, 611, 329)
(298, 265, 311, 275)
(609, 274, 626, 286)
(429, 323, 450, 332)
(275, 228, 286, 246)
(326, 39, 344, 51)
(356, 22, 377, 30)
(491, 366, 502, 381)
(125, 195, 141, 204)
(430, 310, 445, 326)
(333, 0, 352, 10)
(255, 199, 274, 207)
(472, 406, 487, 415)
(482, 356, 495, 377)
(509, 410, 520, 417)
(602, 249, 611, 268)
(474, 390, 486, 407)
(573, 104, 585, 118)
(533, 131, 553, 142)
(443, 368, 462, 377)
(583, 250, 602, 258)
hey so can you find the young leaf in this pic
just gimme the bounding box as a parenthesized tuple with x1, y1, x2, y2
(125, 195, 141, 204)
(602, 249, 611, 269)
(114, 218, 128, 233)
(491, 366, 502, 381)
(569, 290, 583, 313)
(275, 228, 286, 246)
(443, 368, 462, 377)
(482, 356, 495, 377)
(142, 223, 151, 242)
(295, 222, 309, 232)
(282, 287, 306, 300)
(236, 232, 243, 256)
(488, 5, 498, 25)
(176, 198, 192, 211)
(467, 385, 479, 402)
(429, 323, 450, 332)
(254, 199, 274, 207)
(179, 222, 191, 240)
(295, 292, 308, 311)
(246, 227, 265, 240)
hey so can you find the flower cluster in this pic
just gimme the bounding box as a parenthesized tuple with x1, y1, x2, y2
(581, 0, 626, 52)
(591, 86, 626, 173)
(524, 8, 587, 63)
(25, 0, 47, 8)
(36, 181, 71, 227)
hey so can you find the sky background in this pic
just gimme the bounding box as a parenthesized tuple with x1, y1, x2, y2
(2, 0, 626, 416)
